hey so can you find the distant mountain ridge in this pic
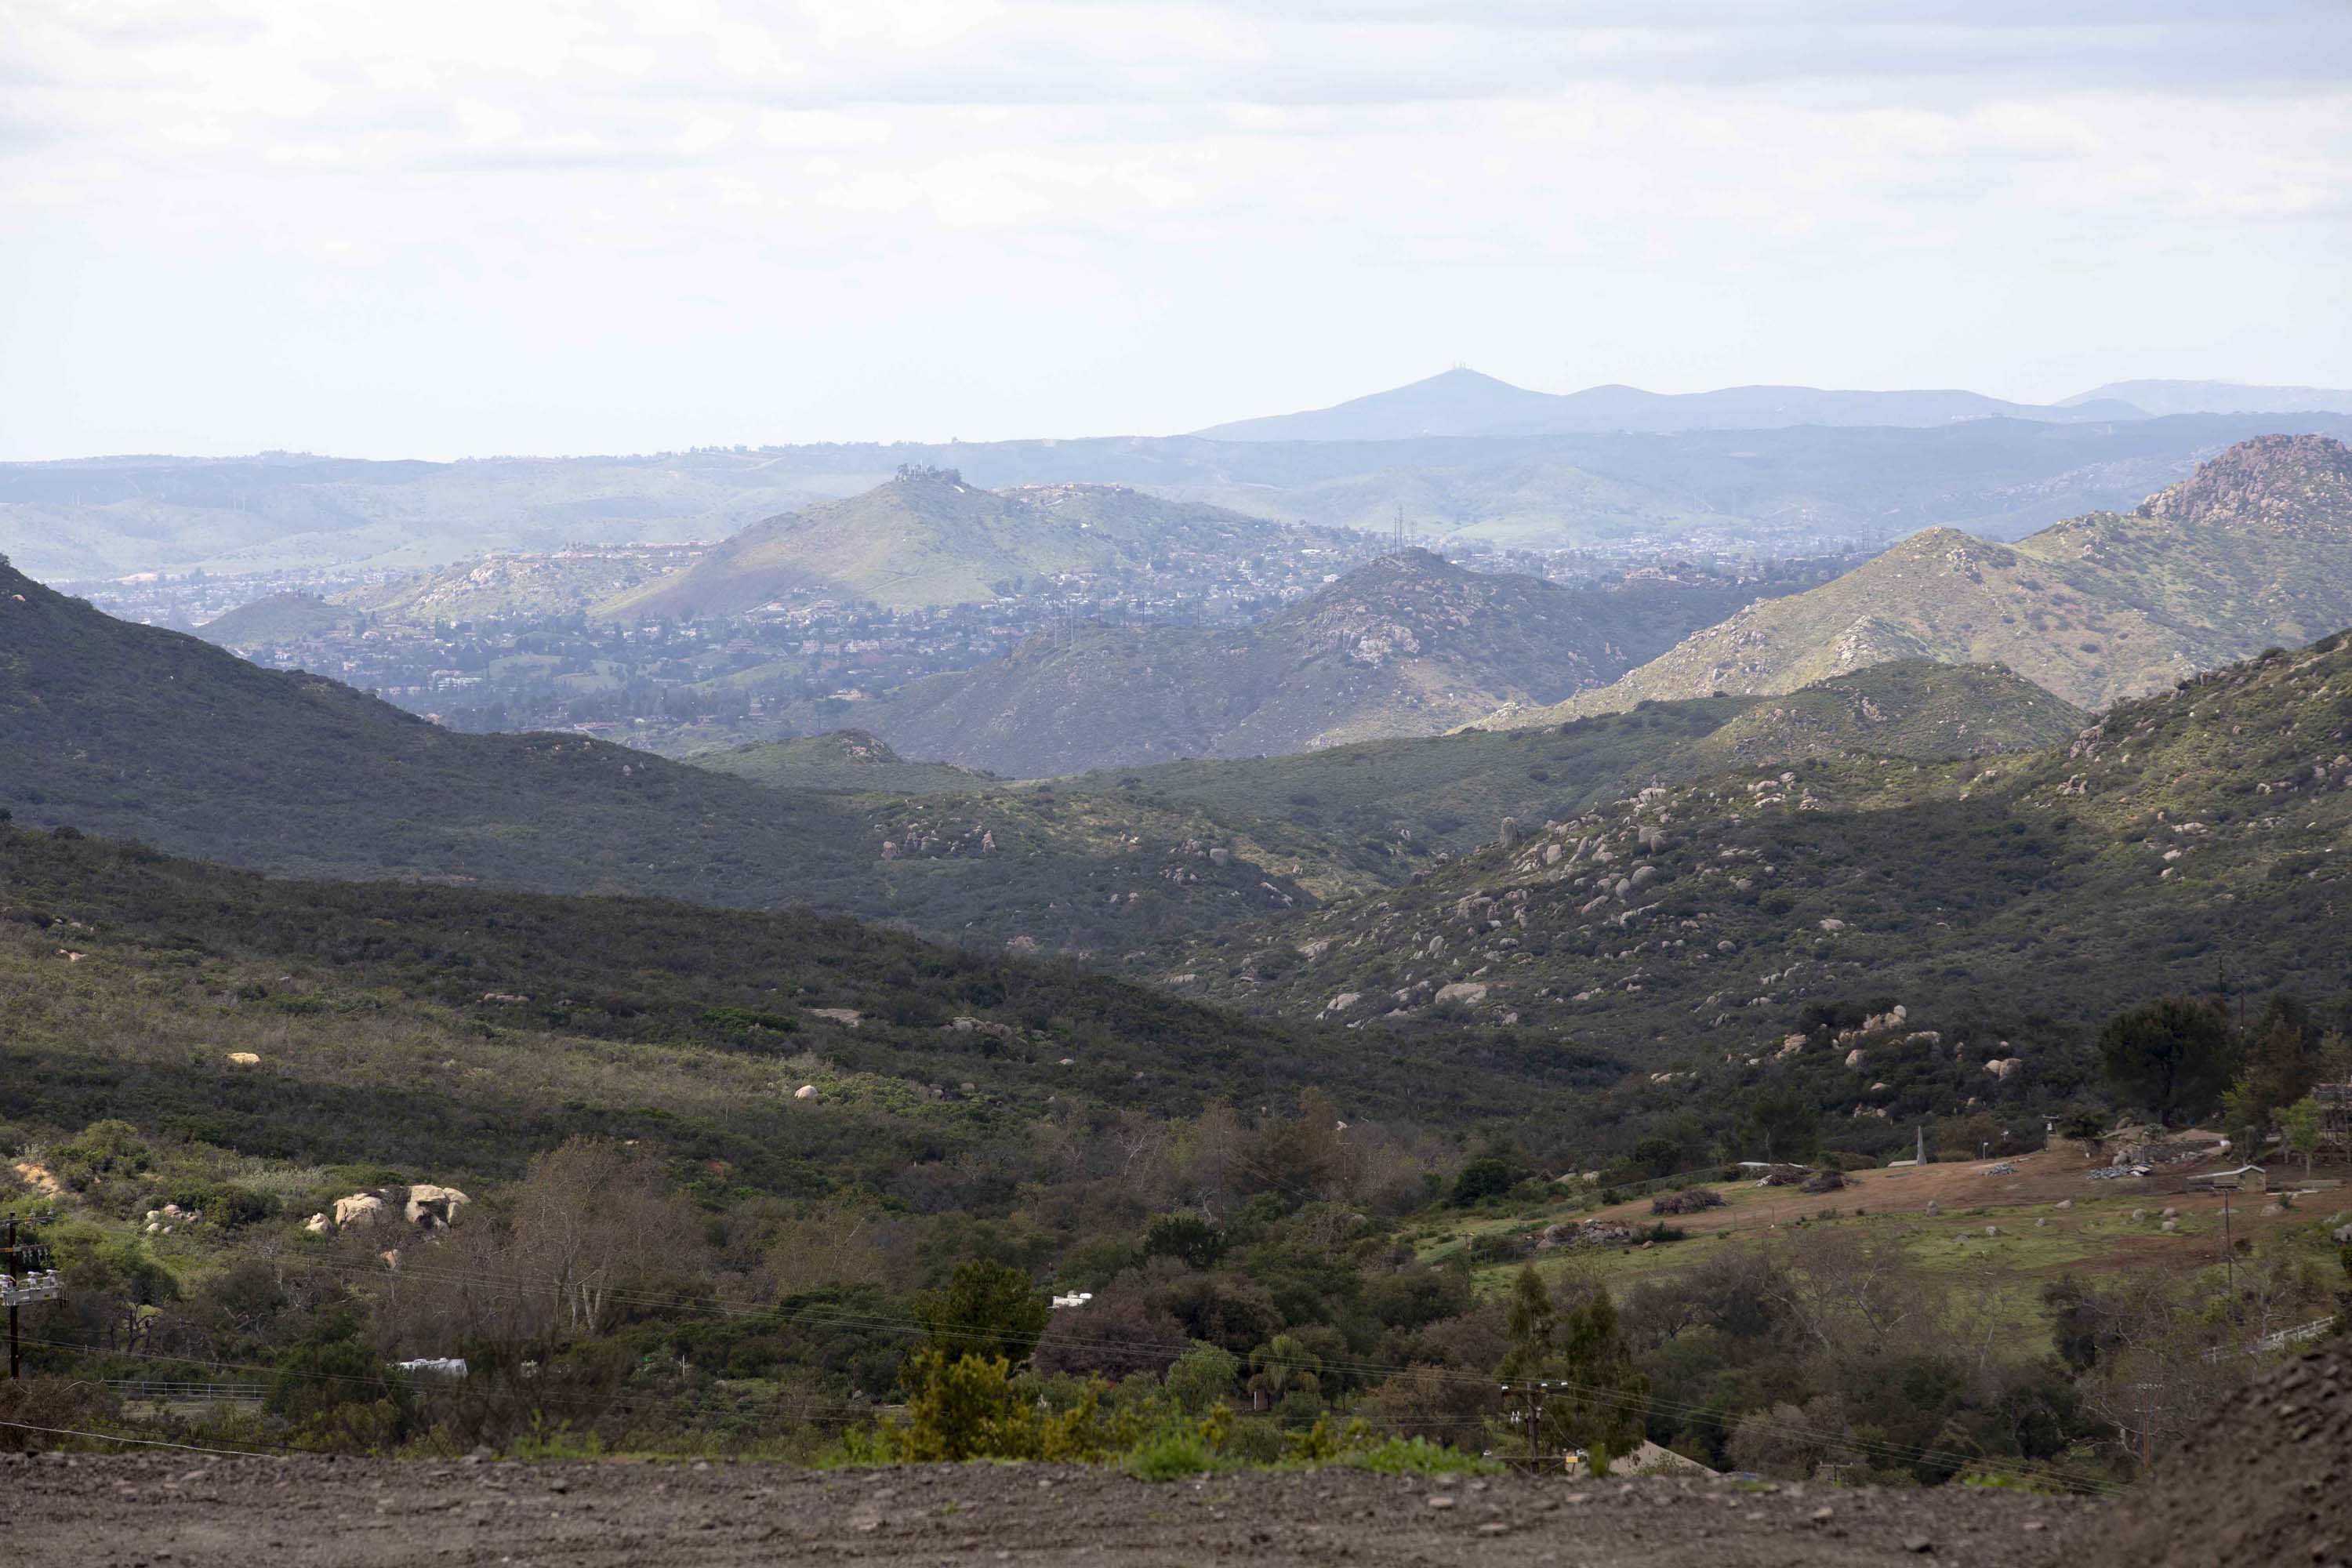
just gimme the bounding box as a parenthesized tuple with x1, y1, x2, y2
(2060, 379, 2352, 417)
(843, 551, 1828, 778)
(1486, 434, 2352, 723)
(14, 412, 2352, 579)
(1194, 368, 2147, 442)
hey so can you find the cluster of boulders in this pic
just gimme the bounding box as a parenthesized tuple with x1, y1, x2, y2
(1537, 1219, 1638, 1250)
(1651, 1187, 1726, 1216)
(877, 822, 996, 860)
(303, 1183, 469, 1236)
(142, 1202, 200, 1233)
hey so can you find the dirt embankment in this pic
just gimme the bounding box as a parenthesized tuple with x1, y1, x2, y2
(7, 1452, 2094, 1568)
(2084, 1341, 2352, 1568)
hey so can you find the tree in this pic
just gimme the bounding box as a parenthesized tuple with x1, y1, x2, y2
(1139, 1211, 1226, 1271)
(1032, 1294, 1187, 1380)
(1497, 1266, 1646, 1467)
(916, 1258, 1048, 1365)
(1627, 1135, 1681, 1179)
(2281, 1096, 2323, 1178)
(2098, 998, 2234, 1123)
(888, 1348, 1031, 1461)
(1737, 1086, 1819, 1163)
(506, 1137, 691, 1336)
(1163, 1340, 1239, 1415)
(1246, 1331, 1323, 1408)
(1450, 1156, 1516, 1206)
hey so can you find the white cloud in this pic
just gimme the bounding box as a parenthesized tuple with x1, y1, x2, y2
(0, 1, 2346, 458)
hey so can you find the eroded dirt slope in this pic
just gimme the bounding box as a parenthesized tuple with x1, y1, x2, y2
(10, 1452, 2091, 1567)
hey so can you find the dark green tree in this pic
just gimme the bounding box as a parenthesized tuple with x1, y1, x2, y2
(915, 1258, 1049, 1365)
(1498, 1265, 1647, 1468)
(1737, 1086, 1819, 1163)
(1450, 1156, 1517, 1206)
(2097, 997, 2234, 1123)
(1139, 1211, 1226, 1271)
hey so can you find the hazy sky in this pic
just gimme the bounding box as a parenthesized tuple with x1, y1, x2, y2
(5, 1, 2349, 459)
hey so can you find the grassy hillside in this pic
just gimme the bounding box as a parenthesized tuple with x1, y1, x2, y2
(197, 592, 364, 648)
(1176, 629, 2352, 1086)
(0, 826, 1416, 1178)
(338, 545, 705, 623)
(0, 562, 1335, 953)
(693, 730, 998, 796)
(1502, 435, 2352, 720)
(599, 470, 1310, 617)
(851, 553, 1799, 778)
(1688, 660, 2088, 768)
(1033, 662, 2074, 866)
(1167, 459, 1744, 547)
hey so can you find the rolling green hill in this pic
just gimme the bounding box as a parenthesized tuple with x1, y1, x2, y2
(0, 561, 1330, 953)
(693, 730, 998, 795)
(339, 545, 705, 623)
(1494, 435, 2352, 722)
(1687, 660, 2088, 768)
(1036, 662, 2082, 869)
(851, 552, 1802, 778)
(598, 470, 1308, 617)
(0, 823, 1552, 1192)
(1162, 459, 1743, 547)
(1174, 629, 2352, 1083)
(196, 592, 365, 648)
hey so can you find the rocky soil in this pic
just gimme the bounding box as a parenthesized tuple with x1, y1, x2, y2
(2084, 1341, 2352, 1568)
(10, 1452, 2096, 1568)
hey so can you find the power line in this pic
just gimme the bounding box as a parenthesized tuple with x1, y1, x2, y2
(0, 1419, 280, 1459)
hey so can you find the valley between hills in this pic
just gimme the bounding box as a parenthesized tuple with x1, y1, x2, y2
(2, 426, 2349, 1526)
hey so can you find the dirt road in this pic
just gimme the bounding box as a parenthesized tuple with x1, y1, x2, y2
(13, 1450, 2092, 1567)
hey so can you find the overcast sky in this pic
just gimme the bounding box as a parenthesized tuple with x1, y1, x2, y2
(4, 1, 2349, 459)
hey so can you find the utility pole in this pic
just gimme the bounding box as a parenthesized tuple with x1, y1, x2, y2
(2, 1213, 63, 1380)
(2221, 1189, 2235, 1295)
(1501, 1381, 1548, 1469)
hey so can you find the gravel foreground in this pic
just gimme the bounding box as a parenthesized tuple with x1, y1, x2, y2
(9, 1452, 2096, 1568)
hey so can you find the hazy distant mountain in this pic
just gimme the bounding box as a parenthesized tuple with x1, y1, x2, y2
(2060, 380, 2352, 417)
(597, 470, 1302, 617)
(850, 551, 1817, 777)
(1193, 368, 2145, 442)
(14, 412, 2352, 579)
(1486, 434, 2352, 722)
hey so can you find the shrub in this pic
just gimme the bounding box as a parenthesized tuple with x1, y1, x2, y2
(1140, 1211, 1226, 1270)
(1330, 1434, 1498, 1476)
(1449, 1156, 1515, 1206)
(1163, 1341, 1240, 1416)
(1123, 1421, 1229, 1480)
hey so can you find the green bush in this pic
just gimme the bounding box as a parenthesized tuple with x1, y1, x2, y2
(1331, 1435, 1500, 1476)
(1123, 1421, 1230, 1480)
